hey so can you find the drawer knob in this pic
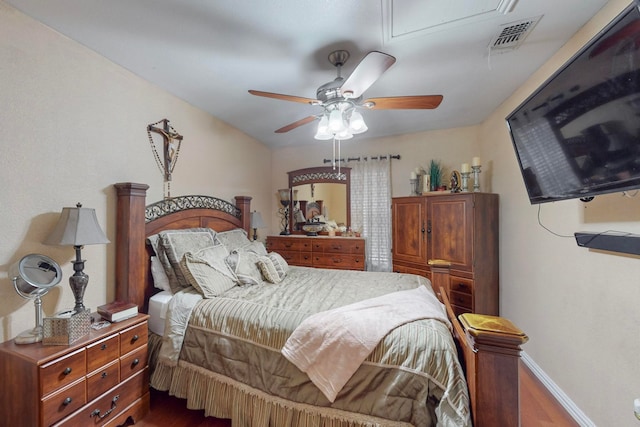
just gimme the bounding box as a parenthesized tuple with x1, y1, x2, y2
(101, 344, 107, 350)
(63, 397, 72, 406)
(101, 372, 108, 379)
(63, 367, 72, 375)
(132, 334, 139, 342)
(132, 358, 140, 367)
(91, 395, 120, 420)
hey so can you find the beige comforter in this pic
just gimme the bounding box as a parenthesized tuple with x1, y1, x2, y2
(151, 266, 471, 427)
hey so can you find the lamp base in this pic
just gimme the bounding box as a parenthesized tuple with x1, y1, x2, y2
(69, 270, 89, 313)
(15, 326, 43, 345)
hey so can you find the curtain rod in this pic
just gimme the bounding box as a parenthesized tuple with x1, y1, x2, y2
(322, 154, 400, 164)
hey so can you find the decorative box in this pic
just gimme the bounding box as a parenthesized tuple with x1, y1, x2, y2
(43, 309, 91, 345)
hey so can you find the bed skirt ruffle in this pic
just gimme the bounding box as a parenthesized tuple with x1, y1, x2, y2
(149, 356, 414, 427)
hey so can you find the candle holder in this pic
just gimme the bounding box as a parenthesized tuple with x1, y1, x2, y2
(460, 172, 471, 192)
(472, 165, 482, 192)
(410, 178, 419, 196)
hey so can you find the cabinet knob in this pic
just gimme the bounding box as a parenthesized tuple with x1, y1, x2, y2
(63, 397, 72, 406)
(101, 343, 107, 350)
(63, 367, 72, 375)
(132, 334, 139, 342)
(132, 358, 140, 367)
(101, 372, 108, 379)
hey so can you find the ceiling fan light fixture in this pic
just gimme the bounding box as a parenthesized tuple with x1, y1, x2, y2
(335, 129, 353, 140)
(329, 108, 346, 133)
(314, 115, 333, 140)
(348, 110, 368, 134)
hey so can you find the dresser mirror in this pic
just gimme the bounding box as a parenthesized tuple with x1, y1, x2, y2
(287, 166, 350, 233)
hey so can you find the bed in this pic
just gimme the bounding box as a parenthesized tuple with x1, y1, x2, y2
(114, 182, 527, 427)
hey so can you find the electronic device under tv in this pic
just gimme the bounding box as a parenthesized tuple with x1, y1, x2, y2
(506, 1, 640, 205)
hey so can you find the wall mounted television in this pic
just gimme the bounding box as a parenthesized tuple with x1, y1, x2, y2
(506, 1, 640, 204)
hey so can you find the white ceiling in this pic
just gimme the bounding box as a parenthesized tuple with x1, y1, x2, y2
(6, 0, 610, 148)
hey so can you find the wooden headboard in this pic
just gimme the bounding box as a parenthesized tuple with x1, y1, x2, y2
(114, 182, 251, 312)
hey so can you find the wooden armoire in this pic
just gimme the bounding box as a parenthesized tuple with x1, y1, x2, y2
(392, 193, 499, 316)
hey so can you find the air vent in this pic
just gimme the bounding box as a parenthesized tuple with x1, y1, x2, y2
(489, 15, 542, 52)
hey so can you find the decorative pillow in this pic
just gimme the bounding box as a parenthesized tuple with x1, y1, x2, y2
(257, 252, 289, 284)
(243, 240, 268, 256)
(216, 229, 252, 252)
(225, 248, 263, 286)
(147, 234, 179, 292)
(180, 245, 237, 298)
(150, 256, 172, 292)
(155, 228, 219, 293)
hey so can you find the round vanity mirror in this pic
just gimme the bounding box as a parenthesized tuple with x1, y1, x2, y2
(9, 254, 62, 344)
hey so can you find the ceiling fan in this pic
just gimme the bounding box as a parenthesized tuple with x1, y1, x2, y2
(248, 50, 443, 138)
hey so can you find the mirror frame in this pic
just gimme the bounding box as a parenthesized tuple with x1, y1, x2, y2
(287, 166, 351, 233)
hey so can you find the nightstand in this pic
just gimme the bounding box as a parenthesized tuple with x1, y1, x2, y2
(0, 313, 150, 427)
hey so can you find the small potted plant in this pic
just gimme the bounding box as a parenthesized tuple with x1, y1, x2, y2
(429, 160, 444, 191)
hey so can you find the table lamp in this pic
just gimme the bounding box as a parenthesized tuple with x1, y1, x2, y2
(44, 203, 109, 313)
(250, 210, 265, 241)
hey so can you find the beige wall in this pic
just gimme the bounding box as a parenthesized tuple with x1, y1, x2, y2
(480, 1, 640, 425)
(0, 3, 271, 342)
(3, 0, 640, 425)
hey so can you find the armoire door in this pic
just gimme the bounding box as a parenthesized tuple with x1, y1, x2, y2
(391, 196, 428, 267)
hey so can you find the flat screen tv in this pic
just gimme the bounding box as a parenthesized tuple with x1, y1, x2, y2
(506, 1, 640, 204)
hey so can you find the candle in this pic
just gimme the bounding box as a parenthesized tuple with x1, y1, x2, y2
(461, 163, 470, 173)
(472, 157, 481, 167)
(410, 171, 417, 180)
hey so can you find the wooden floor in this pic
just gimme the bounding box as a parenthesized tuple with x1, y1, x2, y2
(124, 362, 578, 427)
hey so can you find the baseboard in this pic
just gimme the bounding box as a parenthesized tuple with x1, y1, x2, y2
(521, 352, 595, 427)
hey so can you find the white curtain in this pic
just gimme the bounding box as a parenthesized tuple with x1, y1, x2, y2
(350, 159, 392, 272)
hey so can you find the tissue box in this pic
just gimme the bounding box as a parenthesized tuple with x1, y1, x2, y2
(43, 309, 91, 345)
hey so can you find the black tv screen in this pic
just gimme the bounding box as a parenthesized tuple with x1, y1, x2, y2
(507, 2, 640, 204)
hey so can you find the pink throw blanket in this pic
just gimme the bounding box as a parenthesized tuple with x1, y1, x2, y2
(281, 285, 450, 402)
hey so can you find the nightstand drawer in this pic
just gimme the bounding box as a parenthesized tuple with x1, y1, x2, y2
(41, 378, 86, 426)
(53, 369, 148, 427)
(40, 348, 86, 396)
(120, 345, 148, 382)
(120, 322, 148, 355)
(87, 334, 119, 373)
(87, 360, 119, 402)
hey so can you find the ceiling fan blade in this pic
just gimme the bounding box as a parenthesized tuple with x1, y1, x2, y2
(363, 95, 443, 110)
(340, 51, 396, 99)
(248, 90, 319, 105)
(275, 115, 318, 133)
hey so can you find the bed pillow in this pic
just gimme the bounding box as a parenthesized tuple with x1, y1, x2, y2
(154, 228, 219, 293)
(147, 234, 179, 292)
(225, 248, 263, 286)
(243, 240, 268, 256)
(216, 229, 252, 252)
(180, 245, 237, 298)
(150, 256, 172, 292)
(257, 252, 289, 283)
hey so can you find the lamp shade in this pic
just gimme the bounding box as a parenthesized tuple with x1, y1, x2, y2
(277, 189, 290, 202)
(250, 211, 265, 229)
(44, 203, 109, 247)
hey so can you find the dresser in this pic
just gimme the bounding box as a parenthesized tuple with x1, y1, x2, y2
(266, 235, 365, 271)
(0, 313, 150, 427)
(392, 193, 499, 316)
